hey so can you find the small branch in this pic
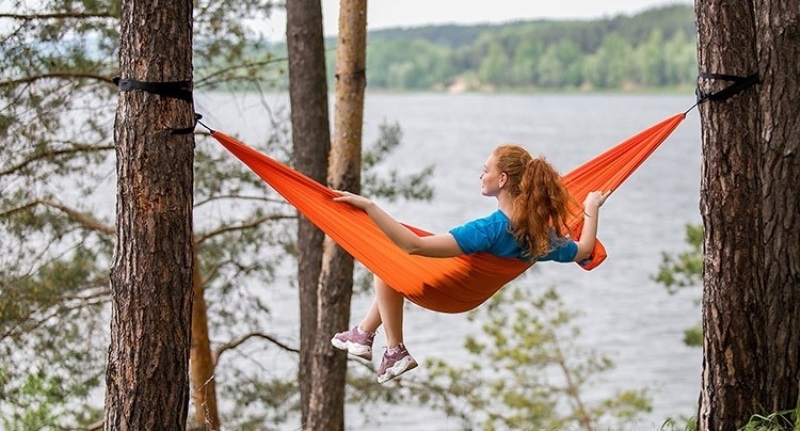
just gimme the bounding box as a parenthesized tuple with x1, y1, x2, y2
(0, 143, 114, 177)
(0, 12, 116, 20)
(39, 199, 115, 235)
(61, 289, 110, 304)
(550, 327, 594, 431)
(194, 213, 293, 245)
(0, 72, 116, 90)
(1, 280, 108, 342)
(195, 58, 288, 88)
(0, 201, 38, 218)
(0, 199, 114, 236)
(199, 259, 233, 286)
(194, 194, 286, 208)
(84, 419, 103, 431)
(214, 332, 299, 363)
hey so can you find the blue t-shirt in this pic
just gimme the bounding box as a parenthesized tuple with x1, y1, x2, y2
(448, 210, 577, 262)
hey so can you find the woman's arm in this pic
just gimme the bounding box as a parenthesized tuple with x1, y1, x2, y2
(333, 191, 464, 257)
(574, 190, 611, 262)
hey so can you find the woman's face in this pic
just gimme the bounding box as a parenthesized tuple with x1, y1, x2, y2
(480, 152, 506, 197)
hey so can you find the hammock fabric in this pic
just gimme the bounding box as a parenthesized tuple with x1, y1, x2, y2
(211, 113, 685, 313)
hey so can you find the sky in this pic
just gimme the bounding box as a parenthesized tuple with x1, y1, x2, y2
(260, 0, 692, 40)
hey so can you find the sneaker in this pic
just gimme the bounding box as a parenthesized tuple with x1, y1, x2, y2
(331, 326, 375, 360)
(377, 343, 418, 384)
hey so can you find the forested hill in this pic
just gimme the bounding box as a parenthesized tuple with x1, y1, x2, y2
(321, 4, 697, 92)
(366, 4, 693, 49)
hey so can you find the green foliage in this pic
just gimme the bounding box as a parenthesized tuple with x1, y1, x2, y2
(654, 224, 798, 431)
(367, 24, 493, 48)
(2, 0, 299, 428)
(653, 223, 703, 348)
(537, 40, 584, 88)
(0, 364, 102, 431)
(325, 5, 697, 91)
(0, 367, 61, 431)
(1, 1, 692, 428)
(1, 1, 435, 421)
(584, 34, 634, 89)
(659, 416, 697, 431)
(365, 39, 453, 90)
(477, 40, 511, 87)
(740, 407, 799, 431)
(361, 121, 434, 202)
(416, 285, 651, 430)
(682, 325, 703, 348)
(655, 224, 703, 292)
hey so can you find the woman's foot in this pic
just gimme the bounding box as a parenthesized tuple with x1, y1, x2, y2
(331, 326, 376, 360)
(377, 343, 418, 383)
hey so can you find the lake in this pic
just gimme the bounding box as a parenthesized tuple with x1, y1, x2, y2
(196, 91, 703, 430)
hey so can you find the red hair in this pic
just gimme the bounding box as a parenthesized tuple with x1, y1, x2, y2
(493, 145, 574, 258)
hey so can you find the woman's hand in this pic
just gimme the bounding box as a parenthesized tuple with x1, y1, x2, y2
(333, 190, 374, 211)
(332, 190, 463, 257)
(574, 190, 611, 262)
(583, 190, 611, 217)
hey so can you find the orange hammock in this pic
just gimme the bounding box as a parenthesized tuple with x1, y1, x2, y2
(211, 113, 685, 313)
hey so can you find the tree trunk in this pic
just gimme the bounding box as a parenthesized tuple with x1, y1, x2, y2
(190, 253, 220, 430)
(752, 0, 800, 415)
(104, 0, 195, 429)
(307, 1, 368, 430)
(696, 1, 800, 429)
(285, 0, 331, 424)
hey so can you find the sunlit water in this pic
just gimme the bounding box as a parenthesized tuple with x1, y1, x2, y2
(194, 91, 703, 430)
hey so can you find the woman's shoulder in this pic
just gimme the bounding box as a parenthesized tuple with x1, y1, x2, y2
(485, 209, 510, 223)
(475, 210, 511, 230)
(451, 210, 509, 236)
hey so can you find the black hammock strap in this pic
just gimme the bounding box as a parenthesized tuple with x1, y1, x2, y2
(696, 72, 760, 104)
(113, 77, 196, 134)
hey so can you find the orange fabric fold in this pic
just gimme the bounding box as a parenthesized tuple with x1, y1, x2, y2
(211, 112, 684, 313)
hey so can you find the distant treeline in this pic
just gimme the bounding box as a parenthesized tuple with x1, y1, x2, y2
(319, 4, 697, 92)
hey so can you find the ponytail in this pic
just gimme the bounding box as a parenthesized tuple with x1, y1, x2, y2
(494, 145, 573, 258)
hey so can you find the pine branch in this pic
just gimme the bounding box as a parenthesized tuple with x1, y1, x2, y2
(0, 72, 116, 89)
(194, 194, 285, 208)
(0, 199, 115, 235)
(194, 213, 294, 245)
(0, 143, 115, 177)
(214, 332, 299, 363)
(0, 12, 116, 20)
(195, 58, 287, 88)
(39, 199, 115, 235)
(61, 289, 110, 303)
(550, 327, 594, 431)
(0, 283, 109, 342)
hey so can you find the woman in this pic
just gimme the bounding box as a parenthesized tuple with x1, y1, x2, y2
(331, 144, 610, 383)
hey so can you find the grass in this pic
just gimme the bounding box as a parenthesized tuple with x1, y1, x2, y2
(657, 408, 798, 431)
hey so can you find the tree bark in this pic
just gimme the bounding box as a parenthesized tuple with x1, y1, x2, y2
(285, 0, 331, 424)
(752, 0, 800, 415)
(190, 253, 220, 430)
(307, 1, 368, 430)
(104, 0, 195, 429)
(696, 1, 800, 429)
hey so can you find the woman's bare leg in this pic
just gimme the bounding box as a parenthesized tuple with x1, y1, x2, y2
(374, 275, 405, 348)
(358, 296, 382, 333)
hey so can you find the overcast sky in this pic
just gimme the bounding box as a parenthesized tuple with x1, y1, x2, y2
(259, 1, 692, 39)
